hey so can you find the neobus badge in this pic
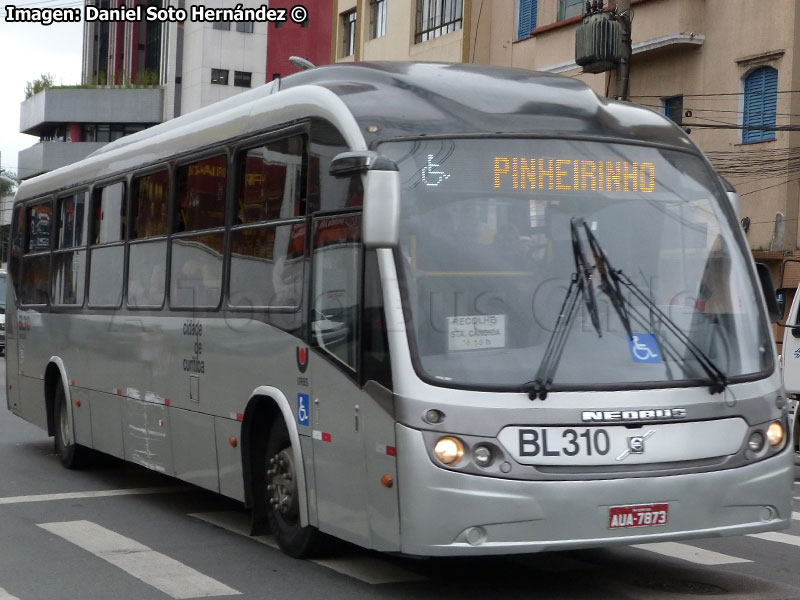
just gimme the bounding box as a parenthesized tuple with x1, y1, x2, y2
(493, 157, 656, 193)
(582, 408, 687, 422)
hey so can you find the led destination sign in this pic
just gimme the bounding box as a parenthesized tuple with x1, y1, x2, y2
(493, 157, 656, 193)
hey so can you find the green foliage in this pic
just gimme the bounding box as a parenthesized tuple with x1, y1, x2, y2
(0, 171, 19, 197)
(24, 74, 55, 99)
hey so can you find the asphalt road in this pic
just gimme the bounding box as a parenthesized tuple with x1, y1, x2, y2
(1, 359, 800, 600)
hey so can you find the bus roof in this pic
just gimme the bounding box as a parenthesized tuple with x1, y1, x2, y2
(280, 62, 694, 149)
(15, 62, 695, 203)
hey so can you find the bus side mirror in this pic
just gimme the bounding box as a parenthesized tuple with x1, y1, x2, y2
(363, 170, 401, 248)
(330, 151, 400, 248)
(755, 262, 782, 323)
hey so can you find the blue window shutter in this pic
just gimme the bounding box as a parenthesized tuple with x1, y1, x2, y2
(518, 0, 537, 40)
(743, 66, 777, 143)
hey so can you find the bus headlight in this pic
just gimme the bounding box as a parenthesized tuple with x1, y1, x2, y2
(434, 436, 465, 466)
(767, 421, 784, 447)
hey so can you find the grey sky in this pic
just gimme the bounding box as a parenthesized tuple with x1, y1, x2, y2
(0, 15, 83, 175)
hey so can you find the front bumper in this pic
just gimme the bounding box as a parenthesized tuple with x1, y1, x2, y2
(396, 424, 793, 556)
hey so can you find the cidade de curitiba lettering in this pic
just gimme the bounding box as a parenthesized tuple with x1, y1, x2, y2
(4, 3, 309, 24)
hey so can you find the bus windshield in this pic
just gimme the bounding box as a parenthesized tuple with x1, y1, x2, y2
(380, 138, 772, 390)
(0, 272, 6, 312)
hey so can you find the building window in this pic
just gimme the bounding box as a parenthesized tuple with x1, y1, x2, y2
(415, 0, 463, 43)
(517, 0, 537, 40)
(212, 21, 231, 30)
(211, 68, 229, 85)
(370, 0, 387, 39)
(663, 95, 684, 126)
(558, 0, 584, 21)
(234, 71, 252, 88)
(743, 66, 778, 143)
(236, 21, 253, 33)
(342, 10, 357, 57)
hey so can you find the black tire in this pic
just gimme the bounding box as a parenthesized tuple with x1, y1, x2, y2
(53, 380, 90, 469)
(265, 418, 327, 558)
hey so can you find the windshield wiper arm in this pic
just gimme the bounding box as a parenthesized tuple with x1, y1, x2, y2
(522, 219, 602, 400)
(581, 223, 727, 394)
(571, 218, 602, 337)
(582, 219, 633, 340)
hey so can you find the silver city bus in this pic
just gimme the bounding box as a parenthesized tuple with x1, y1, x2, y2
(5, 63, 792, 557)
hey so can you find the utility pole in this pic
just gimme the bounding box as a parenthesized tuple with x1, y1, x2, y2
(614, 0, 632, 101)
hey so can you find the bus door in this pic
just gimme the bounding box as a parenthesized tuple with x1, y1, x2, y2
(308, 212, 370, 545)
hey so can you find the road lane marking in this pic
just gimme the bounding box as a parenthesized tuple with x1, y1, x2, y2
(38, 520, 240, 599)
(0, 487, 187, 505)
(632, 542, 751, 565)
(189, 511, 427, 584)
(793, 512, 800, 520)
(0, 587, 20, 600)
(749, 531, 800, 547)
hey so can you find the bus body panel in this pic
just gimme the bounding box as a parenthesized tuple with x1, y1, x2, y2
(395, 424, 792, 556)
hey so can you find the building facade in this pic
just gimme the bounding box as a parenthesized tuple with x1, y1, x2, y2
(266, 0, 333, 80)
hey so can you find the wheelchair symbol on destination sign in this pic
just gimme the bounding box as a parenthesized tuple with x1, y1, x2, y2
(420, 154, 451, 187)
(629, 334, 662, 364)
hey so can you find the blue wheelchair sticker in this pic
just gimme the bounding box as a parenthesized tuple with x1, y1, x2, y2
(297, 393, 310, 426)
(629, 334, 662, 364)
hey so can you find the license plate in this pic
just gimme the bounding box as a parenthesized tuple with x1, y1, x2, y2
(609, 504, 669, 529)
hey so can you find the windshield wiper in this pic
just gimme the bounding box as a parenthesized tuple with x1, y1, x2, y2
(581, 222, 728, 395)
(523, 218, 602, 400)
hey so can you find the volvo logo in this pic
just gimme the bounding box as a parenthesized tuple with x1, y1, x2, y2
(582, 408, 686, 423)
(616, 430, 656, 461)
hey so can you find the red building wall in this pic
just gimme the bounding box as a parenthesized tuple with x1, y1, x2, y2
(266, 0, 333, 80)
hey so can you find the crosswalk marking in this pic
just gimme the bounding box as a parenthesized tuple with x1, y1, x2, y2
(0, 487, 186, 505)
(793, 512, 800, 521)
(749, 531, 800, 547)
(38, 520, 240, 599)
(0, 587, 20, 600)
(632, 542, 752, 565)
(189, 511, 427, 584)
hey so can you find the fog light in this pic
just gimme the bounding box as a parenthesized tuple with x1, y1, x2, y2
(748, 431, 765, 452)
(434, 436, 464, 466)
(767, 421, 784, 447)
(473, 445, 492, 467)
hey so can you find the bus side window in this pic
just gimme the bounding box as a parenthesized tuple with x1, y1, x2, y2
(229, 134, 307, 322)
(53, 192, 88, 305)
(21, 200, 52, 305)
(171, 154, 226, 309)
(311, 214, 362, 372)
(128, 169, 169, 308)
(9, 205, 23, 300)
(89, 182, 126, 307)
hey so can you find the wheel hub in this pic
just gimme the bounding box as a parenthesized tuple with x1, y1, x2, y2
(267, 448, 298, 519)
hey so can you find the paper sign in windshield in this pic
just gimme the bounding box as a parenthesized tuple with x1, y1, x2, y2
(447, 315, 506, 351)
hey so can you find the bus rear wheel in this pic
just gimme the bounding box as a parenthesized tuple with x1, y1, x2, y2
(265, 418, 326, 558)
(54, 381, 90, 469)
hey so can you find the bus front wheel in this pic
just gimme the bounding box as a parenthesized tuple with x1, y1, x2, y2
(54, 381, 90, 469)
(265, 418, 326, 557)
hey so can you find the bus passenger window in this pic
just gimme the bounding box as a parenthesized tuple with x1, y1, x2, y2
(21, 200, 53, 305)
(53, 192, 88, 305)
(89, 182, 126, 307)
(170, 155, 226, 308)
(128, 169, 169, 308)
(237, 135, 306, 223)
